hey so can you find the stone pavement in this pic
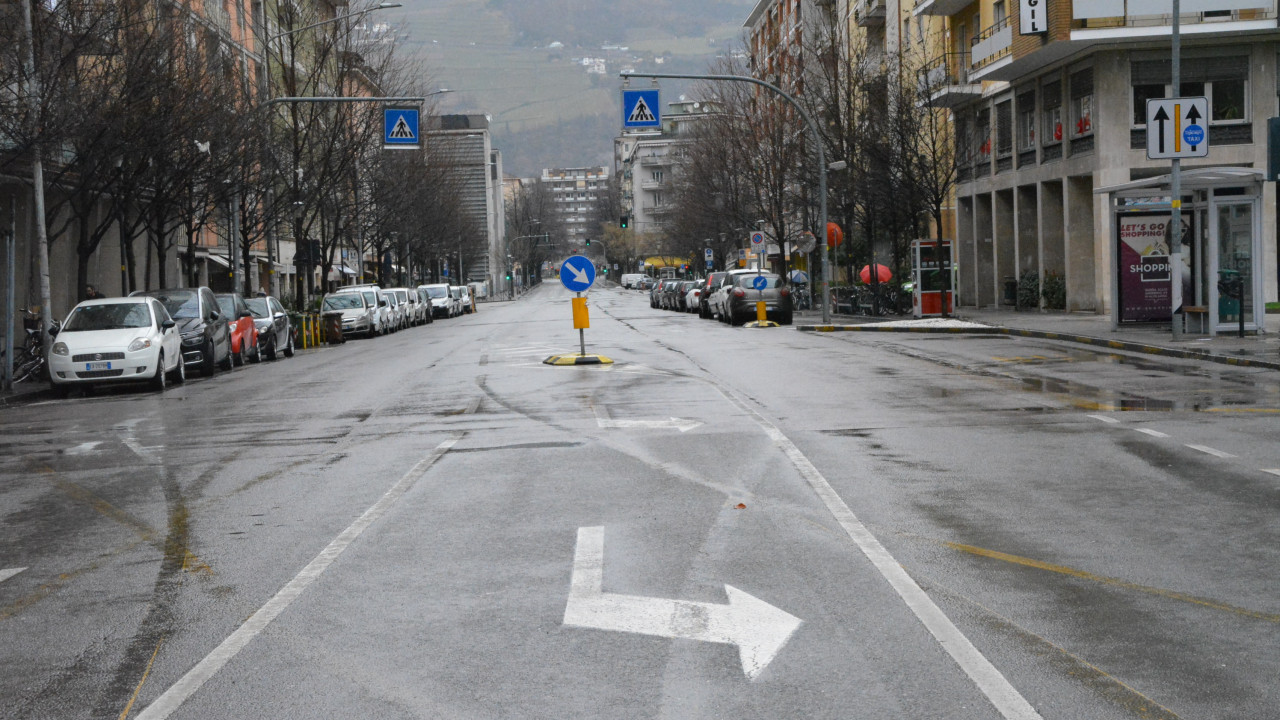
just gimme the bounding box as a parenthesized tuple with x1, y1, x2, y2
(796, 306, 1280, 371)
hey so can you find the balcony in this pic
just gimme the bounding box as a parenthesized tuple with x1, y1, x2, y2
(855, 0, 887, 26)
(644, 204, 672, 216)
(640, 179, 666, 191)
(639, 154, 670, 167)
(918, 52, 983, 108)
(1073, 1, 1276, 36)
(969, 17, 1012, 78)
(912, 0, 973, 16)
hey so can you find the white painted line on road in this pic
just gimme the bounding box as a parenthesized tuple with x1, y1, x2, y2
(1134, 428, 1170, 438)
(1185, 444, 1234, 459)
(720, 390, 1042, 719)
(65, 441, 102, 455)
(1088, 414, 1120, 424)
(0, 567, 27, 584)
(1261, 469, 1280, 477)
(134, 433, 462, 720)
(596, 417, 702, 432)
(563, 526, 801, 679)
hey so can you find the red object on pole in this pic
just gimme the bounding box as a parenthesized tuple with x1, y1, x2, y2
(859, 264, 892, 284)
(826, 222, 843, 248)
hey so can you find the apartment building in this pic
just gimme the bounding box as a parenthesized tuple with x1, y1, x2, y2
(539, 166, 610, 245)
(918, 0, 1278, 328)
(614, 99, 719, 237)
(425, 115, 506, 293)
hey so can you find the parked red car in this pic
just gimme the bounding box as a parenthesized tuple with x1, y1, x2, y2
(215, 293, 261, 365)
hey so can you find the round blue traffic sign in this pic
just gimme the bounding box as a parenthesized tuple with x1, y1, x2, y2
(751, 275, 768, 290)
(1183, 124, 1205, 146)
(559, 255, 596, 292)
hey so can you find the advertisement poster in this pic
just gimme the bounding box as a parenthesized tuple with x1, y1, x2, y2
(1117, 212, 1191, 323)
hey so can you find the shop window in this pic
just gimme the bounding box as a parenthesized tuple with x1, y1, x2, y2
(1132, 58, 1250, 127)
(1018, 95, 1036, 151)
(996, 100, 1013, 156)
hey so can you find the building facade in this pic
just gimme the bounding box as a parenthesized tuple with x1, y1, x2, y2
(426, 115, 506, 294)
(918, 0, 1279, 316)
(539, 166, 609, 245)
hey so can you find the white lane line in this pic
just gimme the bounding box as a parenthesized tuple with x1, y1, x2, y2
(135, 434, 461, 720)
(1088, 414, 1120, 424)
(0, 567, 27, 584)
(1134, 428, 1170, 438)
(1261, 469, 1280, 477)
(719, 390, 1042, 720)
(1185, 444, 1235, 459)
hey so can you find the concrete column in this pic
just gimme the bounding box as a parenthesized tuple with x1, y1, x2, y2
(976, 193, 995, 307)
(1040, 180, 1065, 313)
(1065, 175, 1097, 312)
(957, 195, 976, 306)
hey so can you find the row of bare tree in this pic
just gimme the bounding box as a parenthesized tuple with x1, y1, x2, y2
(628, 6, 957, 289)
(1, 0, 475, 309)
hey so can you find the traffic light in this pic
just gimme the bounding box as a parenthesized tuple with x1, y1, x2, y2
(619, 215, 628, 229)
(585, 238, 591, 246)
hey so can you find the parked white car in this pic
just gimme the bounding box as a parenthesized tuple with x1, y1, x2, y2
(458, 285, 474, 314)
(335, 285, 389, 335)
(683, 285, 703, 313)
(387, 288, 423, 326)
(48, 297, 184, 396)
(380, 290, 405, 331)
(321, 292, 378, 338)
(419, 283, 454, 319)
(448, 286, 465, 317)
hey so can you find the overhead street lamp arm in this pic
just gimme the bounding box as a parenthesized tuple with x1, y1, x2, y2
(619, 71, 832, 323)
(266, 2, 402, 43)
(262, 95, 433, 109)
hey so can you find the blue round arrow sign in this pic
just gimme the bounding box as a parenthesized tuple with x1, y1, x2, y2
(560, 256, 596, 292)
(752, 275, 768, 290)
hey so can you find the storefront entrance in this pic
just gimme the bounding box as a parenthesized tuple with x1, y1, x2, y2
(1099, 168, 1266, 335)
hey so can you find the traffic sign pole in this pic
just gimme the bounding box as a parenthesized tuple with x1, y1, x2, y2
(1171, 0, 1182, 341)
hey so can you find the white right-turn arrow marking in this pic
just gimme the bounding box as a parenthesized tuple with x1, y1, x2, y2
(569, 264, 590, 285)
(562, 526, 801, 679)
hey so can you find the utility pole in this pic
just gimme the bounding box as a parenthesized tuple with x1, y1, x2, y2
(19, 0, 53, 356)
(1170, 0, 1183, 341)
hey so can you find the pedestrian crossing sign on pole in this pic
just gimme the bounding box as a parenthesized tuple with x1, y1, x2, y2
(622, 89, 661, 129)
(384, 107, 420, 150)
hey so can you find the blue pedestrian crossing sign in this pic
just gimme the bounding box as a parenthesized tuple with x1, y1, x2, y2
(622, 89, 661, 129)
(384, 108, 420, 149)
(560, 255, 596, 292)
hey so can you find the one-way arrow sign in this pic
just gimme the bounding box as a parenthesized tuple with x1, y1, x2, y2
(563, 526, 801, 679)
(1146, 97, 1209, 159)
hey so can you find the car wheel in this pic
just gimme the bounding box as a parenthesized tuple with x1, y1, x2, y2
(218, 342, 234, 371)
(283, 332, 294, 358)
(249, 338, 262, 363)
(152, 353, 167, 392)
(169, 353, 186, 384)
(265, 334, 277, 361)
(202, 340, 217, 376)
(779, 314, 793, 326)
(232, 339, 245, 366)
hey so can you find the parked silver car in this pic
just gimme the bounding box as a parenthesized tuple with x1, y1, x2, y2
(321, 292, 377, 338)
(719, 271, 793, 326)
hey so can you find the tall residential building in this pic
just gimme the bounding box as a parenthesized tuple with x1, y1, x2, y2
(918, 0, 1277, 330)
(539, 166, 610, 245)
(614, 99, 719, 237)
(426, 115, 506, 293)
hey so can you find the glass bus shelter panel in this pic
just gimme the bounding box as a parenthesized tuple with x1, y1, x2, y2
(1217, 202, 1254, 326)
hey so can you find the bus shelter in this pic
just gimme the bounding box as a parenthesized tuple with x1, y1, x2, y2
(1096, 167, 1267, 335)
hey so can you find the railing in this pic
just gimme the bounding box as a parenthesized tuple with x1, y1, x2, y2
(919, 52, 970, 91)
(854, 0, 887, 26)
(639, 155, 670, 166)
(1073, 1, 1276, 27)
(970, 16, 1012, 70)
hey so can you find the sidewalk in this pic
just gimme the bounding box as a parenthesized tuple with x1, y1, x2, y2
(796, 307, 1280, 371)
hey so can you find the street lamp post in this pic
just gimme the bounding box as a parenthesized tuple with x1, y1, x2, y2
(620, 71, 833, 323)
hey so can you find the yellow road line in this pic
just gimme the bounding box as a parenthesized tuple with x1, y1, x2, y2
(118, 637, 164, 720)
(945, 541, 1280, 623)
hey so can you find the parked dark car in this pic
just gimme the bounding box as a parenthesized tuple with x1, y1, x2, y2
(699, 272, 730, 319)
(245, 295, 294, 360)
(131, 286, 232, 376)
(215, 293, 261, 365)
(722, 272, 794, 326)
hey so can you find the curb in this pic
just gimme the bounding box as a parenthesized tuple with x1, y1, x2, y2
(0, 386, 50, 407)
(797, 324, 1280, 371)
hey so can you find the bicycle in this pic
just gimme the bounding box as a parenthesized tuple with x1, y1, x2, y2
(9, 308, 54, 383)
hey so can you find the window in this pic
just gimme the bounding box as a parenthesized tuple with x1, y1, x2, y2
(1070, 68, 1093, 138)
(996, 100, 1013, 156)
(1017, 91, 1036, 151)
(976, 108, 992, 158)
(1131, 57, 1250, 126)
(1042, 80, 1063, 144)
(1210, 78, 1246, 121)
(1132, 83, 1165, 125)
(993, 1, 1006, 23)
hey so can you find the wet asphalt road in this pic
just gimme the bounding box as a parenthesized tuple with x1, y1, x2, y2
(1, 283, 1278, 719)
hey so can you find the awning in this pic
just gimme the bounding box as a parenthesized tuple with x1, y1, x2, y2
(335, 264, 357, 276)
(1095, 167, 1265, 195)
(205, 254, 230, 268)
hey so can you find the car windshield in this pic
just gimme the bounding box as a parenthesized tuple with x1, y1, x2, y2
(323, 295, 364, 311)
(62, 302, 152, 331)
(245, 298, 270, 318)
(148, 290, 199, 318)
(424, 287, 447, 298)
(216, 296, 236, 317)
(736, 274, 782, 289)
